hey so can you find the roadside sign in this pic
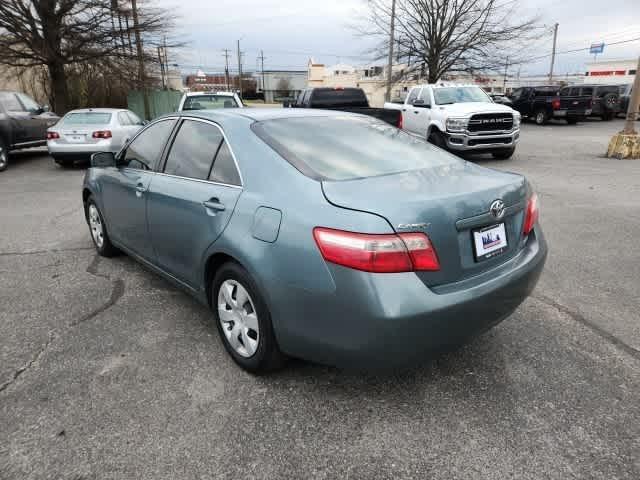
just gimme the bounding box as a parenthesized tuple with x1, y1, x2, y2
(590, 43, 605, 54)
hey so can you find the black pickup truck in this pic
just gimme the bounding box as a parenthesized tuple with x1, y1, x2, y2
(0, 91, 59, 171)
(286, 87, 402, 127)
(509, 86, 592, 125)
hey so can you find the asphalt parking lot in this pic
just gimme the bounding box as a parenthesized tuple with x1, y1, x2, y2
(1, 119, 639, 479)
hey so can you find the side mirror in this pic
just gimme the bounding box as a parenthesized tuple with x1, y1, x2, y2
(91, 152, 116, 168)
(283, 99, 291, 108)
(42, 105, 50, 112)
(141, 120, 149, 126)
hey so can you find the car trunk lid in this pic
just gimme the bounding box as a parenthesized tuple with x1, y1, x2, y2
(321, 161, 528, 286)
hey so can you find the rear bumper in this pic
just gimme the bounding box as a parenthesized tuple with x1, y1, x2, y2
(272, 226, 547, 369)
(552, 109, 591, 118)
(47, 139, 119, 156)
(445, 130, 519, 151)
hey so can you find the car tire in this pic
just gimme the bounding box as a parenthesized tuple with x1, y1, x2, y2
(566, 117, 579, 125)
(534, 109, 548, 125)
(85, 197, 119, 257)
(491, 147, 515, 160)
(0, 138, 9, 172)
(428, 130, 447, 150)
(212, 262, 286, 373)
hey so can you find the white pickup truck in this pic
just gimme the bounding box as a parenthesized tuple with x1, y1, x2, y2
(384, 83, 521, 159)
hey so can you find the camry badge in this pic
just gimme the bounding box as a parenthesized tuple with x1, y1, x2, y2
(397, 222, 430, 230)
(489, 200, 505, 219)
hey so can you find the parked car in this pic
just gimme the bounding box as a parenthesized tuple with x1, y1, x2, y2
(558, 84, 620, 121)
(0, 90, 59, 172)
(618, 84, 634, 118)
(47, 108, 145, 167)
(288, 87, 401, 127)
(509, 86, 592, 125)
(177, 91, 243, 111)
(385, 83, 520, 159)
(82, 109, 547, 372)
(490, 94, 513, 106)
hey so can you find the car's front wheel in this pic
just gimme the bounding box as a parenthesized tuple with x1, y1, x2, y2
(0, 138, 9, 172)
(86, 197, 119, 257)
(212, 262, 286, 373)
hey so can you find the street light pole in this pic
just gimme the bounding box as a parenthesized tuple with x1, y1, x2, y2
(385, 0, 396, 103)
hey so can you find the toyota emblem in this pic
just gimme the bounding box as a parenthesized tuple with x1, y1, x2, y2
(489, 199, 505, 219)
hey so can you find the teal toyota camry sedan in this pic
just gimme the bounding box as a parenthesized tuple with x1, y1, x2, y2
(82, 109, 547, 372)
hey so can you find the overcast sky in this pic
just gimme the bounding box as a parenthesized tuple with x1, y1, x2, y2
(157, 0, 640, 77)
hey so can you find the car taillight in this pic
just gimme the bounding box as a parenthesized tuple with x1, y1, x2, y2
(398, 112, 403, 129)
(522, 193, 539, 236)
(551, 98, 561, 110)
(313, 227, 440, 273)
(92, 130, 112, 139)
(47, 131, 59, 140)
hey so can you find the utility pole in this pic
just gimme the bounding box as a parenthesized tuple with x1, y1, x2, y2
(503, 57, 509, 92)
(131, 0, 150, 120)
(259, 50, 266, 103)
(385, 0, 396, 103)
(236, 39, 243, 100)
(548, 22, 559, 83)
(223, 49, 231, 91)
(157, 46, 166, 89)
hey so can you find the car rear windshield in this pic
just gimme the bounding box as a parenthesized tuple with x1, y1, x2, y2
(63, 112, 112, 125)
(252, 116, 456, 181)
(182, 95, 239, 110)
(433, 86, 490, 105)
(309, 89, 368, 107)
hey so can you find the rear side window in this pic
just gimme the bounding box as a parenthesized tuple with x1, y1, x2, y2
(581, 87, 593, 96)
(122, 119, 176, 170)
(559, 88, 570, 96)
(63, 113, 112, 125)
(117, 112, 131, 125)
(209, 141, 241, 186)
(0, 92, 24, 112)
(596, 86, 619, 96)
(252, 116, 456, 181)
(164, 120, 223, 179)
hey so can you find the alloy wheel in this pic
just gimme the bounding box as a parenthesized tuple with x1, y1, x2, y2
(218, 280, 259, 358)
(88, 204, 104, 248)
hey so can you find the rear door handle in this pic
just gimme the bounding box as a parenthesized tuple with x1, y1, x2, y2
(203, 198, 225, 212)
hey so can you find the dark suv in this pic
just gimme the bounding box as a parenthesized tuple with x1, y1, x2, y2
(0, 91, 59, 171)
(559, 84, 620, 121)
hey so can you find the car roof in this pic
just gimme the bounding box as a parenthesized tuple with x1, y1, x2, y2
(65, 108, 125, 113)
(175, 108, 360, 123)
(184, 91, 236, 97)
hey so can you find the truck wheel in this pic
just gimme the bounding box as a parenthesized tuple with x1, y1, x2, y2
(0, 138, 8, 172)
(492, 147, 515, 160)
(534, 109, 548, 125)
(428, 130, 447, 150)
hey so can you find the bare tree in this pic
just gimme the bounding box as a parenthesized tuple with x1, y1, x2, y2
(359, 0, 543, 83)
(0, 0, 177, 113)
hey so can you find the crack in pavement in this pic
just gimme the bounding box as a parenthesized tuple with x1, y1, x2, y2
(0, 253, 126, 394)
(533, 294, 640, 361)
(0, 246, 94, 257)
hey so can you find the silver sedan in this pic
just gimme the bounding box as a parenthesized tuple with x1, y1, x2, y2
(47, 108, 145, 167)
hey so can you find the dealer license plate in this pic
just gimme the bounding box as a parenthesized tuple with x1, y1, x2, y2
(473, 223, 508, 261)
